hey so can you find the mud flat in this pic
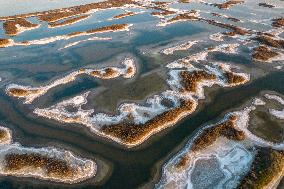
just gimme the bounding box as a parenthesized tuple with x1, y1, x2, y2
(0, 126, 96, 184)
(33, 48, 249, 148)
(157, 92, 284, 189)
(6, 58, 136, 104)
(94, 72, 168, 112)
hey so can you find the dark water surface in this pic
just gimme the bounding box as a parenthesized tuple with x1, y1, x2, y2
(0, 1, 284, 188)
(0, 71, 282, 189)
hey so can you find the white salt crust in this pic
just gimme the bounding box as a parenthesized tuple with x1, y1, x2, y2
(34, 49, 249, 147)
(157, 93, 284, 189)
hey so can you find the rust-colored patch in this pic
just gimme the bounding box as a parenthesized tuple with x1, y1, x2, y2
(168, 12, 199, 23)
(101, 100, 194, 144)
(272, 18, 284, 28)
(5, 153, 75, 178)
(3, 18, 38, 36)
(180, 71, 217, 93)
(113, 12, 135, 19)
(254, 35, 284, 49)
(8, 88, 40, 97)
(252, 46, 279, 61)
(175, 155, 191, 169)
(225, 72, 246, 85)
(0, 38, 11, 48)
(191, 115, 245, 152)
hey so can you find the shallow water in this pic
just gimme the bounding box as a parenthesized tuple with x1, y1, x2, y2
(0, 0, 284, 188)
